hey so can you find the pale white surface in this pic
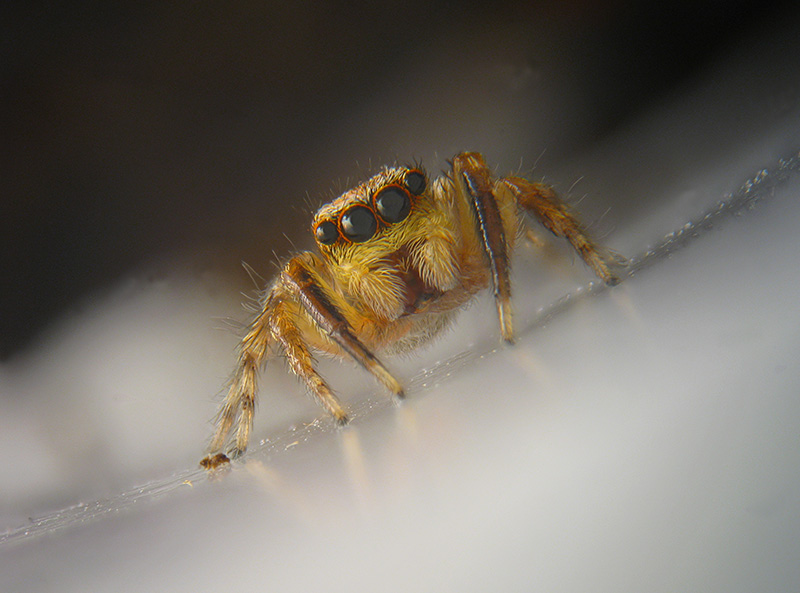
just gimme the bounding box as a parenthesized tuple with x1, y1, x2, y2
(2, 23, 800, 593)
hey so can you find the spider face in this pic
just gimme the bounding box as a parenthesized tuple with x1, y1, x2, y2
(308, 165, 456, 325)
(312, 167, 426, 249)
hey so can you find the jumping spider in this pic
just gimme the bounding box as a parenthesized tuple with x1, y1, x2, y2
(200, 152, 624, 469)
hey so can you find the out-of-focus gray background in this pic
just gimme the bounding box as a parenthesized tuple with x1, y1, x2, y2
(3, 0, 796, 358)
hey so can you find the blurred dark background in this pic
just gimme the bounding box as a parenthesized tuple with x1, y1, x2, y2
(1, 0, 796, 359)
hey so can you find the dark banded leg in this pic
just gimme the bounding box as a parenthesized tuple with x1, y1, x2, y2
(453, 153, 514, 343)
(281, 254, 404, 398)
(502, 177, 622, 286)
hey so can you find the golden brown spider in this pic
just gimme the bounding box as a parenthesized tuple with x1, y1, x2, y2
(200, 152, 624, 469)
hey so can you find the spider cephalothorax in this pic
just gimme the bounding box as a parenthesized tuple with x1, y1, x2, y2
(201, 152, 624, 469)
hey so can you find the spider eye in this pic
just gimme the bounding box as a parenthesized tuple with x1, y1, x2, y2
(315, 220, 339, 245)
(340, 206, 377, 242)
(374, 186, 411, 224)
(403, 170, 426, 195)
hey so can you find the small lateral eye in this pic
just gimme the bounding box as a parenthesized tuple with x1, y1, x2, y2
(403, 170, 426, 195)
(340, 206, 377, 242)
(315, 220, 339, 245)
(374, 186, 411, 223)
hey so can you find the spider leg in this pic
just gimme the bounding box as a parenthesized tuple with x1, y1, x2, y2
(200, 253, 403, 470)
(453, 153, 514, 343)
(201, 292, 275, 467)
(269, 299, 349, 424)
(502, 176, 623, 286)
(281, 254, 404, 398)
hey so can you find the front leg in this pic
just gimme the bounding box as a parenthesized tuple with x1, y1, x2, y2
(452, 153, 515, 343)
(281, 253, 404, 399)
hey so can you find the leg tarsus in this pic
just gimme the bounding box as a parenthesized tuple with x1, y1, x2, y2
(227, 446, 246, 460)
(497, 296, 514, 343)
(233, 394, 255, 458)
(206, 401, 237, 456)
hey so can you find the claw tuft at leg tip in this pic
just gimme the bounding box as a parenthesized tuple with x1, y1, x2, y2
(200, 452, 231, 471)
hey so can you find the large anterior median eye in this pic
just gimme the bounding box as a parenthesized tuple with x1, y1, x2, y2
(374, 186, 411, 224)
(340, 205, 377, 242)
(314, 220, 339, 245)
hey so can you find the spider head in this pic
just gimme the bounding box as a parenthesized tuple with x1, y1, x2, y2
(311, 166, 428, 261)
